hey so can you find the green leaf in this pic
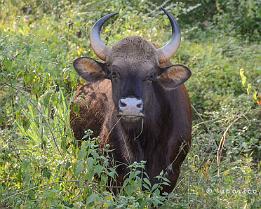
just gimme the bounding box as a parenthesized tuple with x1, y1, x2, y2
(75, 160, 84, 176)
(143, 178, 151, 188)
(86, 193, 99, 205)
(240, 68, 247, 87)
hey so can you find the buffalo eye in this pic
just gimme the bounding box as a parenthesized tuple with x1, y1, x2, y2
(110, 71, 120, 80)
(144, 73, 156, 82)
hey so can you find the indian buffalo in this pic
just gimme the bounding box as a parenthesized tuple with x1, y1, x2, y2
(70, 8, 192, 193)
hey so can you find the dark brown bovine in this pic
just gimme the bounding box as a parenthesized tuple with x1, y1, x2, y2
(70, 8, 192, 193)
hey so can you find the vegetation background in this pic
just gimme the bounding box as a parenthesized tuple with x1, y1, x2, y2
(0, 0, 260, 208)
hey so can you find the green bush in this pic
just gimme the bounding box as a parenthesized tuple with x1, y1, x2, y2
(0, 0, 260, 208)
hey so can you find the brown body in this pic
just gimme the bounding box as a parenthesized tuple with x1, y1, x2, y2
(70, 9, 192, 193)
(70, 61, 192, 192)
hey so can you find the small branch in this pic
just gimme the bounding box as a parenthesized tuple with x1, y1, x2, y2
(191, 104, 210, 133)
(216, 114, 244, 177)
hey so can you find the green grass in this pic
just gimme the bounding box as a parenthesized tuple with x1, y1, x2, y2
(0, 1, 260, 208)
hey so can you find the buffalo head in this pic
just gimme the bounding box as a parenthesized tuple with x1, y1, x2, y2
(73, 8, 191, 127)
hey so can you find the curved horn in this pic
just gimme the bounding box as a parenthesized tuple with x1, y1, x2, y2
(90, 13, 117, 61)
(157, 8, 181, 64)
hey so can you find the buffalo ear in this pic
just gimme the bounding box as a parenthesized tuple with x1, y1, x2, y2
(73, 57, 108, 82)
(157, 64, 191, 90)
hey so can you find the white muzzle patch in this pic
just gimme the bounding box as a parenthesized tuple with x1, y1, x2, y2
(118, 97, 143, 117)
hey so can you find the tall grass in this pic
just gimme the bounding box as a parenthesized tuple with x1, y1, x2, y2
(0, 0, 260, 208)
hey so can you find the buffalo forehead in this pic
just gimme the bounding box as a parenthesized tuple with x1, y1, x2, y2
(109, 36, 158, 64)
(112, 57, 155, 75)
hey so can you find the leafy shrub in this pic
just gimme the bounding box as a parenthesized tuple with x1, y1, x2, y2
(0, 0, 260, 208)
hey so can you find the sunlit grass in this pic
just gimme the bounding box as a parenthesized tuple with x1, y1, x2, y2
(0, 1, 260, 208)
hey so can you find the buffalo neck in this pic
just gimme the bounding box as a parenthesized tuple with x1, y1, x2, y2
(111, 83, 171, 163)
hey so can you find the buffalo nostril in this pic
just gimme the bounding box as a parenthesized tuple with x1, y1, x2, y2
(119, 100, 127, 107)
(137, 103, 142, 108)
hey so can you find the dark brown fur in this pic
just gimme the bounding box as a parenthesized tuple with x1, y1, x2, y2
(70, 36, 192, 193)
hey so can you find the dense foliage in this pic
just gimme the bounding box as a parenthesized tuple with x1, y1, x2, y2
(0, 0, 260, 208)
